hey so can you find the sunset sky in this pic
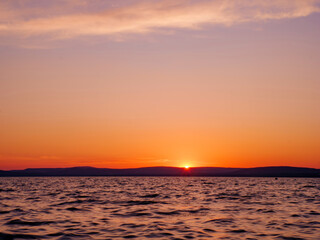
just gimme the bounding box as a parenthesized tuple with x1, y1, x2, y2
(1, 0, 320, 170)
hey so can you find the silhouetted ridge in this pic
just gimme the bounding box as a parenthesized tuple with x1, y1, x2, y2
(231, 166, 320, 177)
(0, 166, 319, 177)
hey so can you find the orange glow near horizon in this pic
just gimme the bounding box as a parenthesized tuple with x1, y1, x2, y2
(0, 1, 320, 171)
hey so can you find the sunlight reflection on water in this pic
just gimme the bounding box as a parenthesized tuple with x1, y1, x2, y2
(0, 177, 319, 239)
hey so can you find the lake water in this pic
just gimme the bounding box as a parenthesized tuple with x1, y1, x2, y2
(0, 177, 319, 239)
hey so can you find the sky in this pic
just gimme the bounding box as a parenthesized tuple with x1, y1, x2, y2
(0, 0, 320, 170)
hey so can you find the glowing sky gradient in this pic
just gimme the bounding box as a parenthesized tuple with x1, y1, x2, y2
(1, 0, 320, 170)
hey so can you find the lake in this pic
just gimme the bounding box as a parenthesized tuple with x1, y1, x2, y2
(0, 177, 319, 239)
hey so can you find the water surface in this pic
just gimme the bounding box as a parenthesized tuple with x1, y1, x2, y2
(0, 177, 319, 239)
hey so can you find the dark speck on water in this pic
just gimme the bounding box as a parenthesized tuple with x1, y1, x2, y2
(0, 177, 319, 239)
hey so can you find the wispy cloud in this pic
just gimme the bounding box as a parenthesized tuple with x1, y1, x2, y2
(0, 0, 319, 40)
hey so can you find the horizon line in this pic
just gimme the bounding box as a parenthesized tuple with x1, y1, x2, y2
(1, 165, 319, 171)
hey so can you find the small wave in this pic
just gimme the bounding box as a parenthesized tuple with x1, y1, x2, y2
(65, 207, 84, 211)
(55, 200, 85, 206)
(257, 209, 275, 213)
(309, 211, 320, 215)
(0, 188, 14, 192)
(202, 182, 215, 185)
(0, 232, 40, 239)
(47, 232, 64, 237)
(183, 208, 210, 214)
(127, 211, 151, 217)
(13, 208, 24, 213)
(140, 194, 159, 198)
(123, 200, 164, 206)
(155, 210, 180, 215)
(5, 219, 54, 226)
(55, 199, 101, 206)
(229, 229, 247, 233)
(302, 185, 316, 188)
(306, 221, 320, 225)
(123, 235, 138, 238)
(121, 223, 146, 228)
(0, 210, 10, 214)
(277, 236, 305, 240)
(205, 218, 234, 224)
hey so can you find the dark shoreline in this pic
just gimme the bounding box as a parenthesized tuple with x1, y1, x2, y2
(1, 166, 319, 177)
(0, 175, 320, 177)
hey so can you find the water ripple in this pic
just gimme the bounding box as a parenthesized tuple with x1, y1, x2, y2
(0, 177, 319, 239)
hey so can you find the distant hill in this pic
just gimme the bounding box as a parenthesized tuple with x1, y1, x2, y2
(0, 166, 319, 177)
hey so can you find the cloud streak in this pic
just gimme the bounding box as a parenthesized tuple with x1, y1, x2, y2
(0, 0, 319, 40)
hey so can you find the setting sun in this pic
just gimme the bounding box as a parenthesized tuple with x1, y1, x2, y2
(184, 166, 190, 169)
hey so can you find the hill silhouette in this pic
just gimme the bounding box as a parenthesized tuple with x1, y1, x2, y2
(0, 166, 319, 177)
